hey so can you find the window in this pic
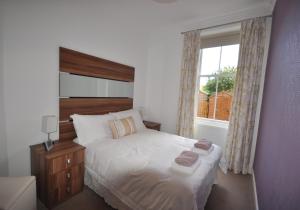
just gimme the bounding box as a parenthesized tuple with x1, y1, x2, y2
(197, 44, 239, 121)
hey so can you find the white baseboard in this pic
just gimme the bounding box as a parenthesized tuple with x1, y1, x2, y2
(252, 172, 259, 210)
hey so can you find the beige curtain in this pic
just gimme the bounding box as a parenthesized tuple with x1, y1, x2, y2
(224, 17, 266, 174)
(177, 30, 201, 138)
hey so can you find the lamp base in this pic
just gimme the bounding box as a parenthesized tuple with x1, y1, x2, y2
(44, 139, 53, 151)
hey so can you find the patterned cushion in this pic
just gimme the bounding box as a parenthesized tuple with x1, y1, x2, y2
(109, 116, 137, 139)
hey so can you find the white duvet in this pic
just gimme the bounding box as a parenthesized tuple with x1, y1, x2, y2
(85, 129, 222, 210)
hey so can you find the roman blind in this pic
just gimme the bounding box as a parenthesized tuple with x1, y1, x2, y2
(201, 31, 240, 49)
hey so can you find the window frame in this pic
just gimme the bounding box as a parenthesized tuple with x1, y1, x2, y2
(196, 44, 238, 123)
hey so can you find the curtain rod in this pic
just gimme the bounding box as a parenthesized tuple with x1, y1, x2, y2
(181, 14, 272, 34)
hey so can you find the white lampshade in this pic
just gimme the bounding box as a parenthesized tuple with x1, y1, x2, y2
(41, 115, 57, 134)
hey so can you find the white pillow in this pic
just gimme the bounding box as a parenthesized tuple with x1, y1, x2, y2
(110, 109, 146, 131)
(71, 114, 115, 145)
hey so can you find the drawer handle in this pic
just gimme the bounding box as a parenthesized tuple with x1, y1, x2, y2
(66, 158, 71, 165)
(66, 186, 71, 193)
(66, 172, 71, 179)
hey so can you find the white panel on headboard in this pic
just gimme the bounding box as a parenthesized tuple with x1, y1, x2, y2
(59, 72, 134, 98)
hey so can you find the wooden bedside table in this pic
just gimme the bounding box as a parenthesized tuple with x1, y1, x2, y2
(30, 141, 85, 209)
(143, 120, 161, 131)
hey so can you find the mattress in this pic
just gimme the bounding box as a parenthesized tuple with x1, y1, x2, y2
(84, 129, 222, 210)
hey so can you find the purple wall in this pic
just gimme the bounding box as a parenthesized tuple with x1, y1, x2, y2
(254, 0, 300, 209)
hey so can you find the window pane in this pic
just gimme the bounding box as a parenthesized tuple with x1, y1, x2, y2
(208, 73, 236, 121)
(197, 77, 209, 118)
(199, 77, 209, 93)
(198, 75, 235, 120)
(220, 44, 239, 69)
(197, 44, 239, 121)
(214, 85, 234, 121)
(217, 70, 236, 93)
(200, 47, 221, 75)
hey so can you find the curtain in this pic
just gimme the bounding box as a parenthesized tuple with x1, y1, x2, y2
(177, 30, 201, 138)
(224, 17, 267, 174)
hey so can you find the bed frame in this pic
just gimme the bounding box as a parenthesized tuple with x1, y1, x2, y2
(59, 47, 135, 142)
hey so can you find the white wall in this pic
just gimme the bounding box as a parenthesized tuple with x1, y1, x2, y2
(0, 1, 9, 176)
(2, 0, 149, 176)
(145, 26, 183, 133)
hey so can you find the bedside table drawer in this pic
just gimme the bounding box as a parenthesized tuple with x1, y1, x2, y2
(70, 149, 85, 166)
(49, 163, 84, 203)
(50, 155, 67, 175)
(31, 141, 85, 208)
(49, 149, 84, 174)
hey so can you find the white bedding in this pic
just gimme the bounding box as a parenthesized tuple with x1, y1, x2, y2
(85, 129, 222, 210)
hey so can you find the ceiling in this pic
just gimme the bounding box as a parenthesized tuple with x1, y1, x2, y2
(101, 0, 273, 28)
(2, 0, 274, 36)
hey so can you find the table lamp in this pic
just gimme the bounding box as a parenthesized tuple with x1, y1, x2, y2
(41, 115, 57, 150)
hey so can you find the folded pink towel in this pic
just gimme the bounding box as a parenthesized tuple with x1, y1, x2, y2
(194, 139, 212, 150)
(175, 151, 199, 167)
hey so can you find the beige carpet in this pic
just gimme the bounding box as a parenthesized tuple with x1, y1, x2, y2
(38, 170, 255, 210)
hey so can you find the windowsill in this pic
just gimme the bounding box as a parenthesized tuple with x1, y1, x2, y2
(195, 117, 229, 129)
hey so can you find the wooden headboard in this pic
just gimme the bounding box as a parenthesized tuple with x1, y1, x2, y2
(59, 47, 135, 142)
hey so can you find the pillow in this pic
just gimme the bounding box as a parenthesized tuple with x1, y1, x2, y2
(108, 116, 137, 139)
(110, 109, 145, 131)
(70, 114, 115, 145)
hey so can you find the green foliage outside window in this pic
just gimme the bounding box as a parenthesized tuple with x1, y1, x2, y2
(202, 66, 237, 96)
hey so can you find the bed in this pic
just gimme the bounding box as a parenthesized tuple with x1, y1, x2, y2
(83, 128, 221, 210)
(58, 47, 222, 210)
